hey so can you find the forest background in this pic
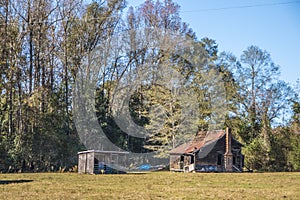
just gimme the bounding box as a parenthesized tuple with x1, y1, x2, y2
(0, 0, 299, 172)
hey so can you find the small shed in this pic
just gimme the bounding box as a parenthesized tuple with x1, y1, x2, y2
(78, 150, 129, 174)
(169, 128, 244, 172)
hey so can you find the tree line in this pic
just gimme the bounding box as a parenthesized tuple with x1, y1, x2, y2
(0, 0, 299, 172)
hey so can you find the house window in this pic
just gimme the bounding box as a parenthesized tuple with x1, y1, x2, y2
(180, 155, 184, 162)
(217, 154, 222, 165)
(180, 156, 184, 169)
(190, 155, 194, 164)
(233, 155, 236, 165)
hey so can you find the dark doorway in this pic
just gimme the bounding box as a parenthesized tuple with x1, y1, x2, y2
(217, 154, 222, 165)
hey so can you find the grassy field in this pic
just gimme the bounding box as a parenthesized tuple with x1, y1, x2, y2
(0, 172, 299, 199)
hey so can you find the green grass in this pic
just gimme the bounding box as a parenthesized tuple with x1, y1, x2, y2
(0, 172, 299, 199)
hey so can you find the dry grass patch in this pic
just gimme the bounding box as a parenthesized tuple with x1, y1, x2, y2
(0, 172, 299, 199)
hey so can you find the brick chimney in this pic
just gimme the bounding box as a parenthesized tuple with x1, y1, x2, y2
(224, 127, 233, 172)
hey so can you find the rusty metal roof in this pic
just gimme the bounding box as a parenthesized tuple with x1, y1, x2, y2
(169, 130, 225, 154)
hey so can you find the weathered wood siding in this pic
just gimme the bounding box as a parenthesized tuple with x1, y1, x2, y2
(78, 151, 95, 174)
(169, 130, 244, 172)
(78, 153, 87, 173)
(78, 150, 129, 174)
(195, 137, 243, 172)
(86, 151, 94, 174)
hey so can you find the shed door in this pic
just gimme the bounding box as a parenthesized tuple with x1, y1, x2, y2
(78, 154, 87, 173)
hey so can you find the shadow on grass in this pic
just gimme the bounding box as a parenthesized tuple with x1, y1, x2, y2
(0, 180, 33, 185)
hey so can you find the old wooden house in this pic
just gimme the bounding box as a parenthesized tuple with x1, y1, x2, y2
(78, 150, 129, 174)
(169, 128, 244, 172)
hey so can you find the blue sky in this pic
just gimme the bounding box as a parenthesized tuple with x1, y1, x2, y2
(126, 0, 300, 85)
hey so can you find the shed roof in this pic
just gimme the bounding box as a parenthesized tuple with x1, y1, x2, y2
(78, 150, 129, 155)
(169, 130, 225, 155)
